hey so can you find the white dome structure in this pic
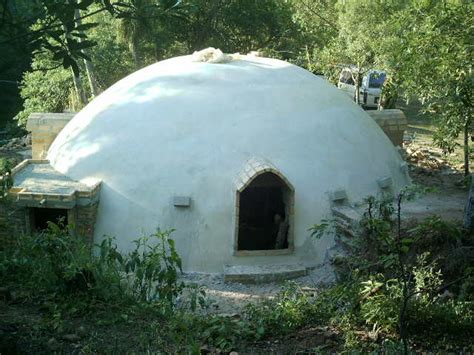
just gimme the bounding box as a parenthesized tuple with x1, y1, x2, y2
(47, 53, 409, 273)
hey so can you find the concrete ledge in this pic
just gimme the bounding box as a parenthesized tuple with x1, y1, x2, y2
(8, 160, 101, 208)
(224, 263, 307, 283)
(26, 112, 76, 129)
(234, 248, 294, 256)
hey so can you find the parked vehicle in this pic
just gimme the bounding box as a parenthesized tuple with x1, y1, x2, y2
(337, 68, 386, 109)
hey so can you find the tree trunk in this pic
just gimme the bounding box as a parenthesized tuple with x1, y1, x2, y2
(62, 19, 88, 107)
(355, 70, 361, 105)
(464, 120, 470, 176)
(130, 34, 142, 69)
(71, 68, 88, 107)
(305, 45, 313, 72)
(74, 9, 100, 97)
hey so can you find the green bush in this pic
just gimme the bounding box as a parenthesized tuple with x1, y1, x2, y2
(14, 54, 75, 125)
(359, 277, 401, 334)
(0, 223, 184, 307)
(1, 220, 92, 295)
(244, 282, 316, 336)
(97, 229, 184, 304)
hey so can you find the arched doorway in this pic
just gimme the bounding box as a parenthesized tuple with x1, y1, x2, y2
(236, 170, 294, 253)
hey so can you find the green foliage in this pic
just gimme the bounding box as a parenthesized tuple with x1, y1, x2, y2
(1, 220, 92, 294)
(245, 282, 316, 336)
(359, 277, 401, 333)
(86, 11, 135, 87)
(384, 2, 473, 174)
(298, 194, 474, 352)
(120, 229, 183, 303)
(15, 54, 74, 125)
(0, 222, 185, 307)
(309, 218, 335, 239)
(0, 158, 14, 198)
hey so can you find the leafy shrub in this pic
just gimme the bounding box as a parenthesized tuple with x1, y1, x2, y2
(245, 282, 320, 337)
(408, 298, 474, 340)
(0, 223, 185, 307)
(307, 191, 474, 352)
(0, 158, 14, 198)
(359, 277, 401, 333)
(98, 229, 184, 304)
(1, 220, 92, 294)
(14, 54, 75, 125)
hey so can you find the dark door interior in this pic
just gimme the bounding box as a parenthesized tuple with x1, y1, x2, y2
(238, 173, 289, 250)
(31, 208, 68, 231)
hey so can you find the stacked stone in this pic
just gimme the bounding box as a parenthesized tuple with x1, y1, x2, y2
(75, 203, 99, 245)
(367, 109, 408, 147)
(0, 200, 28, 250)
(26, 113, 76, 159)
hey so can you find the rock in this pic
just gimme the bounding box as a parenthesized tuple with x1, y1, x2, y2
(229, 352, 239, 355)
(77, 326, 87, 337)
(439, 289, 455, 299)
(200, 345, 211, 353)
(220, 313, 240, 319)
(47, 337, 60, 351)
(62, 334, 80, 342)
(0, 287, 12, 303)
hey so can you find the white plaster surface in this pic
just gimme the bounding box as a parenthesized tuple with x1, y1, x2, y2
(47, 54, 410, 272)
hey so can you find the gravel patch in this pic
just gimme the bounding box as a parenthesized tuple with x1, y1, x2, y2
(180, 263, 336, 314)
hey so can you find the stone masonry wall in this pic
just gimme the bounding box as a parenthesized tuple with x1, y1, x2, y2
(0, 201, 99, 248)
(75, 202, 99, 246)
(367, 109, 408, 147)
(0, 199, 29, 250)
(26, 113, 76, 159)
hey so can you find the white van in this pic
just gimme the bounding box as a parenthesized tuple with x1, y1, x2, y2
(337, 68, 386, 109)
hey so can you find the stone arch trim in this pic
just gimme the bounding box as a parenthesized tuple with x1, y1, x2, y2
(234, 158, 295, 256)
(235, 157, 295, 193)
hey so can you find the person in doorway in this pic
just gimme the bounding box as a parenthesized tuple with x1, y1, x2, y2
(273, 213, 289, 249)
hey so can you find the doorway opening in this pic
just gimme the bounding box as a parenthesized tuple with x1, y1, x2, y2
(237, 172, 293, 251)
(30, 208, 68, 232)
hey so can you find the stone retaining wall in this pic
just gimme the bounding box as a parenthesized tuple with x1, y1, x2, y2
(367, 109, 407, 147)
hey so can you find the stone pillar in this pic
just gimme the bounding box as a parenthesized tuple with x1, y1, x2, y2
(75, 202, 99, 245)
(26, 113, 76, 159)
(367, 109, 408, 147)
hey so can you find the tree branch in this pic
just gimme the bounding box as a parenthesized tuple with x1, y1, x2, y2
(0, 6, 107, 45)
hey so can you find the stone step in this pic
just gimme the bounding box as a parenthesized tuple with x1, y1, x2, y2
(223, 263, 308, 284)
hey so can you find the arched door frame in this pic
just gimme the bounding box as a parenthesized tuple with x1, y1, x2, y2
(234, 158, 295, 256)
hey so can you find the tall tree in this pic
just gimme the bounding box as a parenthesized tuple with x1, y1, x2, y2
(290, 0, 338, 72)
(174, 0, 299, 58)
(393, 2, 473, 176)
(74, 7, 100, 97)
(116, 0, 185, 69)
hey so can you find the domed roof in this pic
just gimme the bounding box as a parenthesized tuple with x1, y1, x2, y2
(47, 53, 409, 272)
